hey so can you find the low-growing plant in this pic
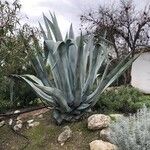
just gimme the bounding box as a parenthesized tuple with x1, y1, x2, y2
(108, 106, 150, 150)
(95, 86, 150, 113)
(12, 13, 140, 124)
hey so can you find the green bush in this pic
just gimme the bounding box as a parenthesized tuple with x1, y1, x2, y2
(0, 1, 40, 112)
(95, 86, 150, 113)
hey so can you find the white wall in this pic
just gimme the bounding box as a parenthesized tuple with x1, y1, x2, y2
(131, 52, 150, 93)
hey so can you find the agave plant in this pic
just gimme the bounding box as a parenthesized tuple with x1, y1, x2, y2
(12, 13, 139, 124)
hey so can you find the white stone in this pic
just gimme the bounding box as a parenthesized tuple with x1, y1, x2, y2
(13, 123, 22, 131)
(9, 119, 13, 125)
(0, 120, 5, 127)
(27, 119, 34, 124)
(16, 120, 22, 124)
(131, 52, 150, 94)
(14, 110, 20, 114)
(88, 114, 111, 130)
(58, 126, 72, 146)
(28, 121, 40, 127)
(89, 140, 118, 150)
(38, 114, 43, 119)
(16, 116, 21, 120)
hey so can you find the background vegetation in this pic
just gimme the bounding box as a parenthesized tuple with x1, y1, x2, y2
(0, 0, 39, 112)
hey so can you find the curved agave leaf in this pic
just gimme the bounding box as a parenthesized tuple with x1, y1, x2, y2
(22, 74, 44, 85)
(12, 75, 56, 106)
(43, 13, 53, 40)
(57, 41, 74, 102)
(39, 22, 47, 40)
(44, 12, 63, 41)
(35, 84, 71, 112)
(74, 34, 84, 107)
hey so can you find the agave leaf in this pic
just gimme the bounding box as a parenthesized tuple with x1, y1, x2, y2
(35, 84, 71, 112)
(76, 103, 90, 111)
(13, 75, 56, 106)
(43, 13, 53, 40)
(74, 34, 84, 107)
(82, 36, 92, 85)
(39, 22, 47, 40)
(68, 40, 77, 76)
(65, 32, 68, 41)
(47, 12, 63, 41)
(31, 57, 50, 86)
(69, 23, 74, 39)
(87, 53, 140, 105)
(22, 74, 44, 85)
(53, 109, 64, 124)
(91, 43, 108, 84)
(82, 44, 105, 98)
(56, 42, 74, 103)
(44, 40, 62, 89)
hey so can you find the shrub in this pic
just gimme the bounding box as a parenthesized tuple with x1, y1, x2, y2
(95, 86, 150, 113)
(108, 106, 150, 150)
(0, 0, 39, 111)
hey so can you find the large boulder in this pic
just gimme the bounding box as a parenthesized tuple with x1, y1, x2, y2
(89, 140, 118, 150)
(88, 114, 111, 130)
(131, 52, 150, 94)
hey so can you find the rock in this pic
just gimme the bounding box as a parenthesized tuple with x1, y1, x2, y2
(16, 116, 21, 120)
(28, 121, 40, 127)
(8, 119, 13, 126)
(89, 140, 118, 150)
(58, 126, 72, 146)
(88, 114, 111, 130)
(109, 114, 123, 121)
(14, 110, 20, 114)
(100, 128, 111, 142)
(13, 123, 22, 131)
(38, 114, 43, 119)
(16, 120, 22, 125)
(27, 119, 34, 124)
(0, 120, 5, 127)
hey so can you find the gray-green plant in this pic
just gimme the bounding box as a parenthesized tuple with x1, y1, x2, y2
(109, 106, 150, 150)
(12, 13, 140, 124)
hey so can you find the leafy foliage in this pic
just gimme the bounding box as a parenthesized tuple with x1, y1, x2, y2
(13, 13, 140, 124)
(0, 0, 38, 110)
(109, 106, 150, 150)
(95, 86, 150, 113)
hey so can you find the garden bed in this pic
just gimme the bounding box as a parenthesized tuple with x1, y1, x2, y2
(0, 109, 99, 150)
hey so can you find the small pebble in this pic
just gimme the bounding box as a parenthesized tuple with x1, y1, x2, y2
(28, 122, 40, 127)
(16, 120, 22, 124)
(13, 123, 22, 131)
(0, 120, 5, 127)
(14, 110, 20, 114)
(27, 119, 34, 124)
(38, 114, 43, 119)
(9, 119, 13, 126)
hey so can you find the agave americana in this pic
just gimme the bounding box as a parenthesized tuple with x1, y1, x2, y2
(12, 13, 140, 124)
